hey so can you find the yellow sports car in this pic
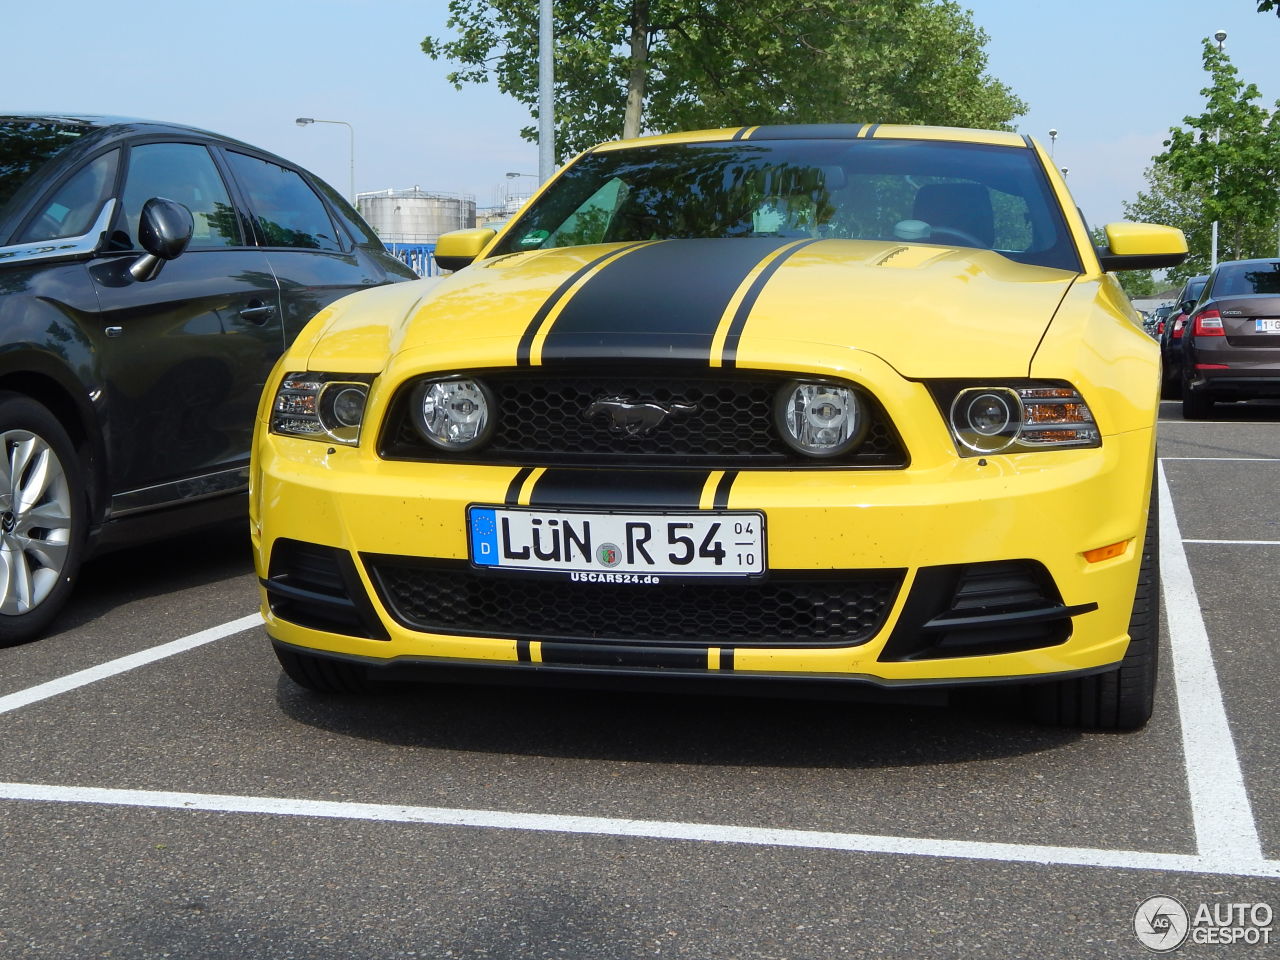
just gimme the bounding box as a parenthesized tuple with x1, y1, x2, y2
(251, 123, 1186, 729)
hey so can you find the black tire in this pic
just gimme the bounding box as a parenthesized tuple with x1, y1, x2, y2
(0, 393, 87, 647)
(1181, 382, 1214, 419)
(1029, 481, 1159, 731)
(273, 643, 371, 694)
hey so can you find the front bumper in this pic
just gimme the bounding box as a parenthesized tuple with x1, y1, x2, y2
(252, 426, 1154, 687)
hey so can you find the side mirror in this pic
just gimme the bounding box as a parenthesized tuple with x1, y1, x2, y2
(1181, 299, 1197, 315)
(1095, 222, 1187, 272)
(130, 198, 193, 282)
(433, 228, 497, 272)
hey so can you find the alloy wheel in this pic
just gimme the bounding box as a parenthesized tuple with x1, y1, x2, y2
(0, 429, 74, 615)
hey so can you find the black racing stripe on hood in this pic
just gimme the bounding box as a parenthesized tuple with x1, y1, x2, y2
(515, 242, 648, 365)
(529, 469, 709, 509)
(721, 239, 822, 369)
(537, 238, 794, 366)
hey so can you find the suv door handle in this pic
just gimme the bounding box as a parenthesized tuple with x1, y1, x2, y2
(239, 299, 276, 324)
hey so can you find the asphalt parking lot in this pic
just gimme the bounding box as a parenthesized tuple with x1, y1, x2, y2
(1, 401, 1277, 959)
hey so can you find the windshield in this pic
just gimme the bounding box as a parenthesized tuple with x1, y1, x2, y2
(492, 138, 1079, 271)
(0, 118, 93, 218)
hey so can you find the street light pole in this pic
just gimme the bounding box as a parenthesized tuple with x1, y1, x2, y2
(1048, 128, 1058, 160)
(296, 117, 355, 205)
(1210, 29, 1227, 272)
(538, 0, 554, 183)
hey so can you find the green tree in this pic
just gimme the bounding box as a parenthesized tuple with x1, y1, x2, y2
(1156, 39, 1280, 271)
(1258, 2, 1279, 16)
(422, 0, 1025, 161)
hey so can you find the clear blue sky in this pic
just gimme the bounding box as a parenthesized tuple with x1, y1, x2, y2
(6, 0, 1278, 224)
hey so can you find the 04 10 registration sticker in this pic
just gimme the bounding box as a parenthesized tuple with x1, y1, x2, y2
(468, 506, 765, 579)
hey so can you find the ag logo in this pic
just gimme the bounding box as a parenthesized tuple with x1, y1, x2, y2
(596, 543, 622, 567)
(1134, 896, 1190, 952)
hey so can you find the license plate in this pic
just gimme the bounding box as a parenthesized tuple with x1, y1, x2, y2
(1256, 319, 1280, 333)
(468, 506, 765, 579)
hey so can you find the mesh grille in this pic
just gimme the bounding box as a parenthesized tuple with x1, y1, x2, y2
(365, 559, 904, 648)
(380, 371, 907, 468)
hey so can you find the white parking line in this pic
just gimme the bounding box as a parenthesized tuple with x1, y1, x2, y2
(0, 473, 1271, 880)
(0, 614, 261, 716)
(1160, 457, 1280, 462)
(1183, 539, 1280, 546)
(1157, 463, 1264, 872)
(0, 781, 1276, 879)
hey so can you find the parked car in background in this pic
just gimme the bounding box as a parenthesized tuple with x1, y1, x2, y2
(1160, 275, 1208, 397)
(1153, 304, 1174, 336)
(1180, 258, 1280, 418)
(254, 122, 1186, 730)
(0, 113, 415, 643)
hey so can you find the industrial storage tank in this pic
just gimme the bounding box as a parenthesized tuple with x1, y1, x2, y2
(356, 188, 477, 243)
(357, 188, 477, 277)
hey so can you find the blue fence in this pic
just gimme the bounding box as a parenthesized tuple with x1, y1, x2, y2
(383, 242, 438, 278)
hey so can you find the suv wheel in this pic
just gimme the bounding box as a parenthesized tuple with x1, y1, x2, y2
(0, 393, 87, 646)
(1029, 479, 1159, 730)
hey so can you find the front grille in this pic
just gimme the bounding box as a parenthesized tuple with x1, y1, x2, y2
(379, 370, 907, 468)
(365, 558, 905, 648)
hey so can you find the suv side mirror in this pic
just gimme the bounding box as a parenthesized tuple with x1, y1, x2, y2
(130, 198, 194, 282)
(1181, 299, 1197, 315)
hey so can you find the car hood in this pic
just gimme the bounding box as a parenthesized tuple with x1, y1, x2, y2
(309, 238, 1078, 379)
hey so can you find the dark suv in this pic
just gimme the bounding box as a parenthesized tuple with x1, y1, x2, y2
(0, 114, 415, 643)
(1159, 274, 1208, 398)
(1180, 258, 1280, 418)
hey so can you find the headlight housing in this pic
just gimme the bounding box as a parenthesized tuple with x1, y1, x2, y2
(410, 377, 495, 452)
(774, 380, 869, 457)
(271, 373, 373, 445)
(929, 380, 1100, 455)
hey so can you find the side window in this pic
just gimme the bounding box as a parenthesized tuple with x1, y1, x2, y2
(120, 143, 240, 249)
(225, 152, 342, 252)
(18, 150, 119, 242)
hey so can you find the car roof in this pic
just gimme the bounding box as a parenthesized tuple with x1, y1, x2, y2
(593, 123, 1029, 153)
(2, 111, 274, 156)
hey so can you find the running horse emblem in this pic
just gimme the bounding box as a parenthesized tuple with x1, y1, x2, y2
(584, 396, 699, 436)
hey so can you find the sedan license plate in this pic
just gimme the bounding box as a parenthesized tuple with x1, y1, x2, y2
(1255, 318, 1280, 333)
(468, 506, 765, 580)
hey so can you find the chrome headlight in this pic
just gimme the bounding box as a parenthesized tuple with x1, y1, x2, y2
(411, 378, 495, 451)
(271, 373, 372, 445)
(774, 380, 868, 457)
(934, 381, 1100, 455)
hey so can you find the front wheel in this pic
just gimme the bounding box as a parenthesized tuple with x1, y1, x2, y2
(1029, 480, 1159, 730)
(0, 393, 87, 647)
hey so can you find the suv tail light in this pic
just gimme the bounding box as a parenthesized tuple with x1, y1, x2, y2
(1193, 309, 1225, 337)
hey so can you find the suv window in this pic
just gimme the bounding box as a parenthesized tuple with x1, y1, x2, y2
(225, 152, 342, 251)
(18, 149, 119, 242)
(0, 118, 93, 216)
(119, 142, 240, 248)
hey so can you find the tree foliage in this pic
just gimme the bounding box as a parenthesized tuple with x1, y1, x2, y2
(1138, 39, 1280, 282)
(1258, 1, 1279, 16)
(422, 0, 1026, 160)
